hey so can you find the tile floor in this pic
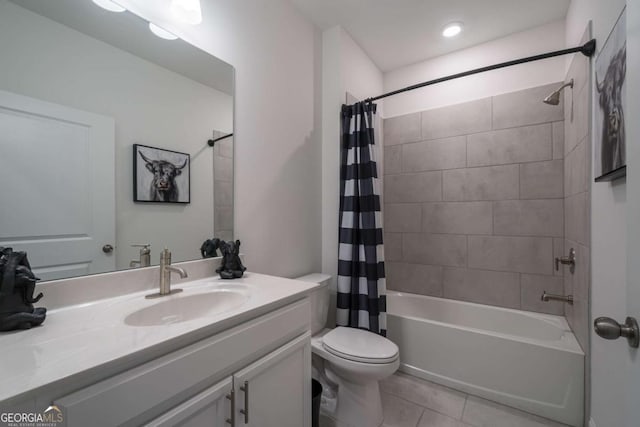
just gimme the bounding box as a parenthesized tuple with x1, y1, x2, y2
(319, 372, 570, 427)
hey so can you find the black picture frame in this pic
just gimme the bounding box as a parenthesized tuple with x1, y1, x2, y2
(133, 144, 191, 204)
(594, 7, 627, 182)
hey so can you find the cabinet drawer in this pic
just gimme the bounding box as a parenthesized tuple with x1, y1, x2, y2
(145, 378, 232, 427)
(55, 299, 310, 427)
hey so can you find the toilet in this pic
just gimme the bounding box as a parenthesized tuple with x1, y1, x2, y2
(296, 273, 399, 427)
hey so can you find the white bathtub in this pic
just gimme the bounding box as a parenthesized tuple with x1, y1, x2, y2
(386, 291, 584, 427)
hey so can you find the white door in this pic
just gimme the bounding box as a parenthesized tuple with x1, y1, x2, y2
(145, 378, 234, 427)
(624, 0, 640, 423)
(233, 333, 311, 427)
(592, 3, 640, 427)
(0, 90, 115, 281)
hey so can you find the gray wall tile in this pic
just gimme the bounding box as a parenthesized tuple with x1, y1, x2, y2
(565, 192, 589, 246)
(386, 262, 443, 296)
(492, 83, 564, 129)
(422, 98, 492, 140)
(493, 200, 563, 237)
(443, 165, 519, 201)
(520, 160, 564, 199)
(384, 113, 421, 146)
(468, 236, 553, 275)
(214, 180, 233, 206)
(422, 202, 493, 235)
(467, 124, 552, 167)
(214, 155, 233, 182)
(552, 121, 564, 160)
(553, 238, 564, 277)
(384, 233, 403, 261)
(565, 140, 588, 196)
(403, 233, 467, 267)
(521, 274, 564, 315)
(443, 268, 520, 308)
(385, 171, 442, 203)
(384, 203, 422, 232)
(564, 242, 590, 352)
(215, 206, 233, 230)
(402, 136, 466, 172)
(218, 138, 234, 158)
(384, 145, 402, 175)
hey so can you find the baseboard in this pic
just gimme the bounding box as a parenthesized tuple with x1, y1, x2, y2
(589, 418, 596, 427)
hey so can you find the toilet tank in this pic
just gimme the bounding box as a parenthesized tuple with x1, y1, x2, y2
(295, 273, 331, 335)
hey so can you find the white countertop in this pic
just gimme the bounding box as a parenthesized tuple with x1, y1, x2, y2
(0, 272, 319, 403)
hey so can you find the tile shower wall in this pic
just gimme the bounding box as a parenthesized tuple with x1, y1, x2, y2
(563, 30, 591, 354)
(213, 130, 234, 241)
(383, 84, 566, 315)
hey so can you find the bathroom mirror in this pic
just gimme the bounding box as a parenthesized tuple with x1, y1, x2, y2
(0, 0, 234, 281)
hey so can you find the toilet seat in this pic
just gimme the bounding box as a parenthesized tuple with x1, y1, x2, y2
(322, 327, 399, 364)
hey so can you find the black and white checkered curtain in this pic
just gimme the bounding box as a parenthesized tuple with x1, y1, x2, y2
(337, 102, 386, 336)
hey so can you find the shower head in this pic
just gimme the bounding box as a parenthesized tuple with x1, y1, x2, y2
(543, 79, 574, 105)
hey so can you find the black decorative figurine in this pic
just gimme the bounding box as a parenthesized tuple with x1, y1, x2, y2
(216, 240, 246, 279)
(200, 238, 221, 258)
(0, 247, 46, 331)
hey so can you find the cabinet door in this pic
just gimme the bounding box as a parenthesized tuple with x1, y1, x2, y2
(145, 377, 233, 427)
(233, 332, 311, 427)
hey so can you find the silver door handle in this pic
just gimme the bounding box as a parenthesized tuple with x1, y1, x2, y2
(102, 244, 114, 254)
(239, 381, 249, 424)
(594, 316, 639, 348)
(226, 389, 235, 426)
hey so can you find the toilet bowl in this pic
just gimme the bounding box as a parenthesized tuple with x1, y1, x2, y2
(295, 274, 399, 427)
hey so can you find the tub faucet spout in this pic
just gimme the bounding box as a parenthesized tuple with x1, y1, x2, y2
(541, 291, 573, 305)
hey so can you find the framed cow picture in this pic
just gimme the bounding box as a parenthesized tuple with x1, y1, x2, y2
(133, 144, 190, 203)
(594, 7, 626, 182)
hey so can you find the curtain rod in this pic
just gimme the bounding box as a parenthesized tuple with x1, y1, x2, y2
(207, 133, 234, 147)
(365, 39, 596, 103)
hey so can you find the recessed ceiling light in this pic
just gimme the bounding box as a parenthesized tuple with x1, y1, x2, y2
(149, 23, 179, 40)
(442, 22, 463, 38)
(92, 0, 126, 13)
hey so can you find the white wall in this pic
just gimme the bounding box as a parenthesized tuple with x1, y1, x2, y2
(0, 1, 232, 269)
(112, 0, 323, 278)
(321, 27, 383, 325)
(383, 20, 567, 118)
(565, 1, 627, 426)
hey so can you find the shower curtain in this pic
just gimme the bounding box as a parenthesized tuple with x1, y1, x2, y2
(337, 101, 387, 336)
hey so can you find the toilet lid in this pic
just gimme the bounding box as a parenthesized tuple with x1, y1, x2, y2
(322, 327, 399, 364)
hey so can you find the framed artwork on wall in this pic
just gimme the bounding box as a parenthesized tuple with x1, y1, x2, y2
(594, 7, 627, 182)
(133, 144, 191, 203)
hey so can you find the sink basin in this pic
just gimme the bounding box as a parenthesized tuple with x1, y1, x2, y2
(125, 290, 249, 327)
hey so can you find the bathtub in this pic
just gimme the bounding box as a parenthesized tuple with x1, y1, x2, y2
(386, 291, 584, 427)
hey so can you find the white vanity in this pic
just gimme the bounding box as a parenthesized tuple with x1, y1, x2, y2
(0, 259, 318, 427)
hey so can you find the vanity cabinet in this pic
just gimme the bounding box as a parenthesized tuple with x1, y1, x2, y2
(52, 299, 312, 427)
(232, 333, 311, 427)
(146, 333, 311, 427)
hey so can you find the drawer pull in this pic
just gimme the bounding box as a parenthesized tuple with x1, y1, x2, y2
(239, 381, 249, 424)
(226, 390, 235, 426)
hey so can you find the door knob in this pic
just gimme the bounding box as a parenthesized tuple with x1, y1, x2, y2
(594, 316, 639, 348)
(102, 244, 114, 254)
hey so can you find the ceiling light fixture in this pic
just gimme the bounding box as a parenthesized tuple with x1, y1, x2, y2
(149, 23, 179, 40)
(91, 0, 126, 13)
(442, 22, 463, 38)
(170, 0, 203, 25)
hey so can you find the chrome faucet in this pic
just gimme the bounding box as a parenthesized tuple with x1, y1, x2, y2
(541, 291, 574, 305)
(130, 244, 151, 268)
(146, 248, 187, 299)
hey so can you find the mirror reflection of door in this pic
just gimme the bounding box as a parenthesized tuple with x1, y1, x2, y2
(0, 90, 115, 281)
